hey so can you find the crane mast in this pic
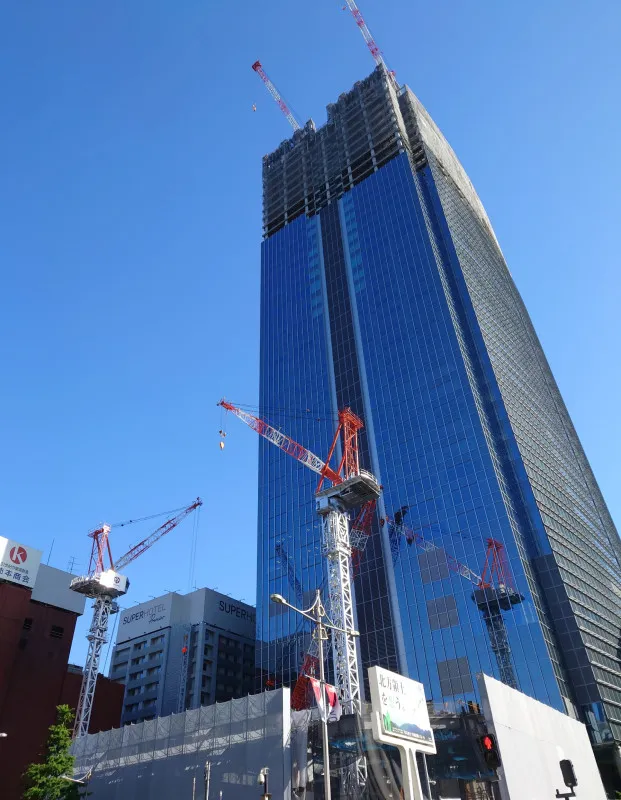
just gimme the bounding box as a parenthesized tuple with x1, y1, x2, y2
(70, 499, 202, 738)
(218, 400, 380, 717)
(252, 60, 301, 132)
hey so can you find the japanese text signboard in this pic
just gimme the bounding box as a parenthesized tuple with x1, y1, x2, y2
(368, 666, 436, 754)
(0, 536, 42, 590)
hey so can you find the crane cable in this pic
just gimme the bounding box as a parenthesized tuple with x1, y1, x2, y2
(110, 504, 192, 529)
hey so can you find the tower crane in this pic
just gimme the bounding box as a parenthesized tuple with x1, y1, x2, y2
(341, 0, 394, 78)
(251, 60, 301, 132)
(383, 513, 524, 690)
(70, 498, 203, 738)
(275, 541, 305, 608)
(218, 400, 380, 716)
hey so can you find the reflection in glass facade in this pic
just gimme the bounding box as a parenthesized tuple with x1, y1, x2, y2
(257, 66, 621, 772)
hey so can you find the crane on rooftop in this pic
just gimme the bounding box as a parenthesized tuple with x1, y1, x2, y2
(252, 60, 301, 132)
(70, 498, 202, 738)
(341, 0, 394, 78)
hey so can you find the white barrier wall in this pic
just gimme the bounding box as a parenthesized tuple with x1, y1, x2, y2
(478, 674, 606, 800)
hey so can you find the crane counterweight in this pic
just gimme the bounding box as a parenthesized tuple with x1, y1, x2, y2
(70, 569, 129, 600)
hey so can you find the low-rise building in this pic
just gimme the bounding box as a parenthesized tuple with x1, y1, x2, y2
(0, 537, 85, 799)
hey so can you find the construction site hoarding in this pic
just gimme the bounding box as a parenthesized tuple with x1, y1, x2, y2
(478, 674, 606, 799)
(72, 689, 291, 800)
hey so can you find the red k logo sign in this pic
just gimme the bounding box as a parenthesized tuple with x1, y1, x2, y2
(9, 546, 27, 565)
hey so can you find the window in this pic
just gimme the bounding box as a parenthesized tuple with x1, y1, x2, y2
(145, 682, 158, 692)
(134, 641, 146, 651)
(150, 635, 165, 646)
(438, 657, 474, 697)
(148, 650, 162, 661)
(114, 661, 128, 672)
(131, 656, 145, 666)
(23, 618, 33, 631)
(50, 625, 64, 640)
(129, 671, 144, 681)
(124, 703, 138, 713)
(427, 595, 459, 631)
(116, 647, 130, 659)
(146, 666, 161, 677)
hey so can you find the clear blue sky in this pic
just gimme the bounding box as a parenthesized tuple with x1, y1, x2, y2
(1, 1, 619, 669)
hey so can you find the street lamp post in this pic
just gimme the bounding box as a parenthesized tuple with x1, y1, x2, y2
(204, 761, 211, 800)
(258, 766, 271, 799)
(271, 589, 360, 800)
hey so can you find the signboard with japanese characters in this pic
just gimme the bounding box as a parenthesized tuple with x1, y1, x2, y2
(0, 536, 42, 590)
(368, 666, 436, 754)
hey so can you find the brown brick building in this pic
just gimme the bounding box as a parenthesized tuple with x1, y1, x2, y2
(0, 544, 122, 799)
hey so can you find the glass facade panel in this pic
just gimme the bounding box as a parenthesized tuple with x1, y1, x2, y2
(257, 65, 621, 762)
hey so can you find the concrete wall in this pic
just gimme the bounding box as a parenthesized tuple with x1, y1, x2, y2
(31, 563, 86, 614)
(478, 674, 606, 799)
(61, 668, 124, 734)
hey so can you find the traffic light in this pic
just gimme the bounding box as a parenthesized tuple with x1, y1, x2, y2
(479, 733, 502, 770)
(559, 759, 577, 788)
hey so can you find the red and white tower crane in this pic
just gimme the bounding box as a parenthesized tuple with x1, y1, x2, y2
(70, 498, 203, 738)
(341, 0, 394, 77)
(383, 514, 524, 689)
(218, 400, 379, 716)
(252, 60, 301, 132)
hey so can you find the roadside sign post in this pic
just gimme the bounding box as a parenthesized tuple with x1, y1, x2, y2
(368, 666, 436, 800)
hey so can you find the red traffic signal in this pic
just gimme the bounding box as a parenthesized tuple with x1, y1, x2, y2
(479, 733, 502, 770)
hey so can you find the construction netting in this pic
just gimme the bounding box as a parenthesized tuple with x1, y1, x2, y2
(72, 689, 291, 800)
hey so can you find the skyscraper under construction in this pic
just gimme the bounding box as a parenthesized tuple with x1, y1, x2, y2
(256, 65, 621, 782)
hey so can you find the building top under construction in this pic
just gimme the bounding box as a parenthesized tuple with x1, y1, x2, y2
(261, 65, 497, 247)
